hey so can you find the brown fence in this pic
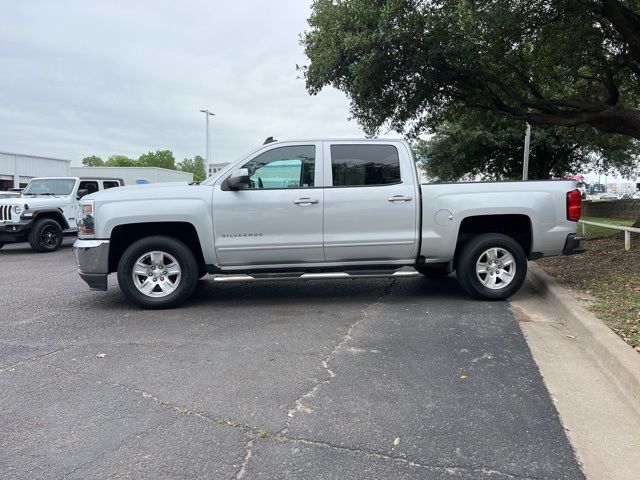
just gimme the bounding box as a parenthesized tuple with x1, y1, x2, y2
(583, 199, 640, 220)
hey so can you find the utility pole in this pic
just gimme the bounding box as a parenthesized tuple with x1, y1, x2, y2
(522, 123, 531, 181)
(199, 109, 215, 177)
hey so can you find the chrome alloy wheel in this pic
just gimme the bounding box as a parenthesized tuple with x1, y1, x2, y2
(475, 247, 516, 290)
(132, 251, 181, 298)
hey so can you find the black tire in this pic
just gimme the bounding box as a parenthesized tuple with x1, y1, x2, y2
(0, 242, 5, 250)
(416, 264, 450, 278)
(117, 236, 199, 309)
(455, 233, 527, 300)
(28, 218, 63, 252)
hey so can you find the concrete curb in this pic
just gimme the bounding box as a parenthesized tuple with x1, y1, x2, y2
(527, 262, 640, 414)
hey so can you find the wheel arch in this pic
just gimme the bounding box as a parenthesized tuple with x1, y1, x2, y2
(454, 214, 533, 262)
(108, 222, 206, 273)
(31, 209, 69, 230)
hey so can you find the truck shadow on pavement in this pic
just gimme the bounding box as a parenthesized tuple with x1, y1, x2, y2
(187, 275, 471, 307)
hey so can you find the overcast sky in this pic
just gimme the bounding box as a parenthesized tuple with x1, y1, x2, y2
(0, 0, 386, 166)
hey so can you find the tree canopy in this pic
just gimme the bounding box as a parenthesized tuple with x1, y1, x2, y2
(415, 110, 640, 181)
(81, 155, 103, 167)
(104, 155, 136, 167)
(138, 150, 176, 170)
(303, 0, 640, 138)
(178, 155, 207, 182)
(79, 151, 206, 182)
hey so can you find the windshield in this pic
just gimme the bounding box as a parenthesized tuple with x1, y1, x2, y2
(23, 179, 76, 196)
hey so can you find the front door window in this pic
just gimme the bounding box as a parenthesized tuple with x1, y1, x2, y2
(242, 146, 315, 189)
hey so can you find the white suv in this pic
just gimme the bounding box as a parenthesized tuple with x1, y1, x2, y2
(0, 176, 123, 252)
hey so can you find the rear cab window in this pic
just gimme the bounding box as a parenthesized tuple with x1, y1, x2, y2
(330, 144, 401, 187)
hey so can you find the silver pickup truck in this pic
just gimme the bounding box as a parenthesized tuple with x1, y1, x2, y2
(73, 139, 583, 308)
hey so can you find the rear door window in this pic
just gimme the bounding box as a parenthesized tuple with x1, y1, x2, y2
(103, 181, 120, 189)
(330, 145, 401, 187)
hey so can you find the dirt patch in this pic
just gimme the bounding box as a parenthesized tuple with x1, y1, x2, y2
(537, 234, 640, 351)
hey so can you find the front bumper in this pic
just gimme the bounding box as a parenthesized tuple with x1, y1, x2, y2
(562, 233, 586, 256)
(73, 239, 110, 291)
(0, 219, 34, 242)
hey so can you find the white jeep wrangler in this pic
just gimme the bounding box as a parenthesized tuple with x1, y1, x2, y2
(0, 176, 123, 252)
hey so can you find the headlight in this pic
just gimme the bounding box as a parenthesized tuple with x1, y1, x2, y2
(12, 205, 22, 215)
(78, 200, 95, 238)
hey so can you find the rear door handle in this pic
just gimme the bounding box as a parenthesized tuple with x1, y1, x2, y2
(388, 195, 413, 202)
(294, 198, 319, 206)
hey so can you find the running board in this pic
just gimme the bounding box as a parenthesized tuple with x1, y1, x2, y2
(212, 270, 421, 283)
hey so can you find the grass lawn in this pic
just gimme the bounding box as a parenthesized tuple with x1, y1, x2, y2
(537, 228, 640, 352)
(579, 216, 635, 236)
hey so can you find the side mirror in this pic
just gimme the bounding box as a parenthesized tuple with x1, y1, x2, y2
(77, 189, 89, 200)
(227, 168, 250, 190)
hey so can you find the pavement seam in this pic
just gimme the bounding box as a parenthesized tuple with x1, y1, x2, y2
(281, 279, 397, 433)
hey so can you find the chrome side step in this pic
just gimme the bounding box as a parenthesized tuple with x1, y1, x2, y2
(212, 270, 421, 283)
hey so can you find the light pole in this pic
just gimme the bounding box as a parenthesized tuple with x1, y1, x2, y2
(522, 123, 531, 181)
(199, 109, 215, 177)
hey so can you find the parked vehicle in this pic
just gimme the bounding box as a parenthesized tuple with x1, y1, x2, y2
(0, 191, 21, 199)
(0, 176, 124, 252)
(600, 193, 621, 200)
(73, 139, 583, 308)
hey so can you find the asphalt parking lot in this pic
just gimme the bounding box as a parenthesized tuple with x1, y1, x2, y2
(0, 239, 585, 480)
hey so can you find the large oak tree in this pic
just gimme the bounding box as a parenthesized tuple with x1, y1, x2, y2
(415, 109, 639, 181)
(303, 0, 640, 138)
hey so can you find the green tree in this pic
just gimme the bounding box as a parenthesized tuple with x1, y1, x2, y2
(105, 155, 136, 167)
(138, 150, 176, 170)
(81, 155, 104, 167)
(414, 110, 640, 182)
(178, 155, 206, 182)
(303, 0, 640, 138)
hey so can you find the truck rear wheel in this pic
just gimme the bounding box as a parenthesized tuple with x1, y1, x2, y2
(28, 218, 63, 252)
(455, 233, 527, 300)
(117, 236, 199, 309)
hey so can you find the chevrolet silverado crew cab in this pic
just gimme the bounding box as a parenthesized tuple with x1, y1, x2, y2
(73, 139, 583, 308)
(0, 176, 123, 252)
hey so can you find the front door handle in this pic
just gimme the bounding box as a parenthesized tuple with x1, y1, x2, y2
(388, 195, 413, 202)
(294, 198, 319, 206)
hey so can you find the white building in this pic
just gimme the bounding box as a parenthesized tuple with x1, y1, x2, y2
(1, 151, 194, 190)
(0, 151, 71, 190)
(70, 166, 193, 185)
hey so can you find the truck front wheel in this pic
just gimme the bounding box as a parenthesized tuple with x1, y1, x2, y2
(117, 236, 199, 309)
(28, 218, 63, 252)
(455, 233, 527, 300)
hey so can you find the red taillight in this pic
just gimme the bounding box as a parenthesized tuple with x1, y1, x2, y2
(566, 189, 582, 222)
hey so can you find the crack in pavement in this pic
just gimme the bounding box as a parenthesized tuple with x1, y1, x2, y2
(270, 435, 551, 480)
(234, 438, 255, 479)
(23, 360, 551, 480)
(281, 279, 396, 433)
(59, 418, 169, 479)
(0, 347, 66, 373)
